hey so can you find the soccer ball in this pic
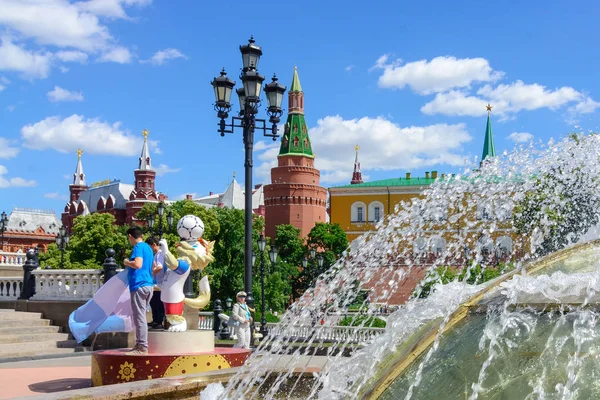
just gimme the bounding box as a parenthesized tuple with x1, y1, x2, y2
(177, 215, 205, 241)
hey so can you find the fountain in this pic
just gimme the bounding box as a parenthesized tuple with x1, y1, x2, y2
(201, 131, 600, 399)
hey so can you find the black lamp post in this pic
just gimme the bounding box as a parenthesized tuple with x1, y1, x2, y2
(0, 211, 8, 252)
(257, 234, 267, 337)
(211, 36, 286, 317)
(147, 202, 174, 239)
(56, 226, 69, 269)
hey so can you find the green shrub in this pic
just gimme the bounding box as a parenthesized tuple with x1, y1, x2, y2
(338, 315, 386, 328)
(252, 312, 280, 323)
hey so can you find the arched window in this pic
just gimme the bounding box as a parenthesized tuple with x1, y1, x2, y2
(97, 196, 106, 211)
(351, 202, 367, 223)
(477, 235, 494, 256)
(477, 200, 493, 220)
(368, 201, 385, 222)
(430, 237, 446, 256)
(414, 238, 427, 255)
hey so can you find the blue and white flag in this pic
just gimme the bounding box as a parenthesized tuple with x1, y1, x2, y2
(68, 269, 133, 343)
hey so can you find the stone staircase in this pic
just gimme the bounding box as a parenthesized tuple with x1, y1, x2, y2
(0, 309, 84, 361)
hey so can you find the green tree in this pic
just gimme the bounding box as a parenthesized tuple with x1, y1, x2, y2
(273, 224, 305, 301)
(513, 133, 600, 256)
(38, 243, 73, 269)
(67, 213, 129, 268)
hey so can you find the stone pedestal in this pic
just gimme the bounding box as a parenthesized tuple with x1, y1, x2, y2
(148, 330, 214, 353)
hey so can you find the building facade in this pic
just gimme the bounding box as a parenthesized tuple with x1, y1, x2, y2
(263, 67, 327, 239)
(0, 208, 62, 253)
(61, 129, 166, 233)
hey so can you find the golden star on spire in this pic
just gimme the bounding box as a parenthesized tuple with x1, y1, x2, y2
(233, 171, 236, 180)
(142, 128, 149, 139)
(486, 103, 493, 114)
(354, 144, 359, 152)
(77, 149, 83, 158)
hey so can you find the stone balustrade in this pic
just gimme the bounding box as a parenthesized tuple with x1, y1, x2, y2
(0, 276, 22, 300)
(30, 269, 103, 300)
(0, 252, 26, 267)
(265, 322, 384, 344)
(198, 312, 214, 330)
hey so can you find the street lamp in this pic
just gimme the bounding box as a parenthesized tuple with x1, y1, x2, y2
(257, 234, 268, 337)
(56, 225, 69, 269)
(0, 211, 8, 252)
(211, 36, 287, 318)
(146, 202, 174, 239)
(316, 254, 324, 275)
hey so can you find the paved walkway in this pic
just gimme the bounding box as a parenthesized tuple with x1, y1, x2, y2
(0, 355, 91, 399)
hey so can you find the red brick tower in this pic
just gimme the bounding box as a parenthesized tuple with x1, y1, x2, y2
(264, 67, 327, 239)
(126, 129, 159, 224)
(61, 149, 88, 233)
(350, 145, 363, 184)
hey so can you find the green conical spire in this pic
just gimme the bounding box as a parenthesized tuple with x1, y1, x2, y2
(278, 67, 313, 158)
(290, 66, 302, 92)
(481, 104, 496, 161)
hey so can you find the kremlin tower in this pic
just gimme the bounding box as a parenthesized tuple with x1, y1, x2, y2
(126, 129, 159, 223)
(350, 145, 363, 184)
(264, 67, 327, 239)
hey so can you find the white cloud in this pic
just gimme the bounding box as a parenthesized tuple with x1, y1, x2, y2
(0, 0, 112, 51)
(0, 165, 36, 188)
(422, 80, 586, 118)
(255, 115, 472, 184)
(0, 0, 149, 79)
(0, 137, 20, 158)
(6, 105, 15, 112)
(0, 37, 53, 78)
(44, 192, 68, 201)
(142, 48, 187, 65)
(55, 50, 88, 63)
(508, 132, 534, 143)
(421, 90, 489, 116)
(98, 46, 132, 63)
(374, 55, 503, 95)
(47, 86, 84, 102)
(21, 114, 159, 156)
(154, 164, 180, 177)
(569, 96, 600, 115)
(345, 65, 354, 72)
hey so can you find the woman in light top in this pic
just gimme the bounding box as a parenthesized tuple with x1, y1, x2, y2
(231, 291, 252, 349)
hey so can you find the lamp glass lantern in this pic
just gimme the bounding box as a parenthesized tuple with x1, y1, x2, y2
(264, 74, 286, 114)
(252, 253, 257, 267)
(310, 247, 316, 259)
(225, 297, 233, 309)
(211, 69, 236, 109)
(236, 87, 246, 114)
(241, 69, 265, 100)
(157, 202, 165, 217)
(257, 234, 267, 252)
(56, 236, 63, 247)
(302, 257, 308, 269)
(148, 215, 155, 230)
(59, 225, 66, 237)
(167, 210, 174, 228)
(268, 246, 278, 264)
(239, 37, 262, 71)
(317, 255, 324, 268)
(64, 235, 70, 245)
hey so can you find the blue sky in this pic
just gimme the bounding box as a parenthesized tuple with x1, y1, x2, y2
(1, 0, 600, 213)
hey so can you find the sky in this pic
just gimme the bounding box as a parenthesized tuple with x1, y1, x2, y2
(1, 0, 600, 213)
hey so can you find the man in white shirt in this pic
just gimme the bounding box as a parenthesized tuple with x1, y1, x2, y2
(146, 237, 166, 330)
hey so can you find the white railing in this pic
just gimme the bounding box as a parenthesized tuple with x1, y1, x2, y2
(198, 311, 215, 330)
(30, 269, 102, 300)
(265, 323, 385, 344)
(0, 252, 26, 268)
(0, 277, 22, 300)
